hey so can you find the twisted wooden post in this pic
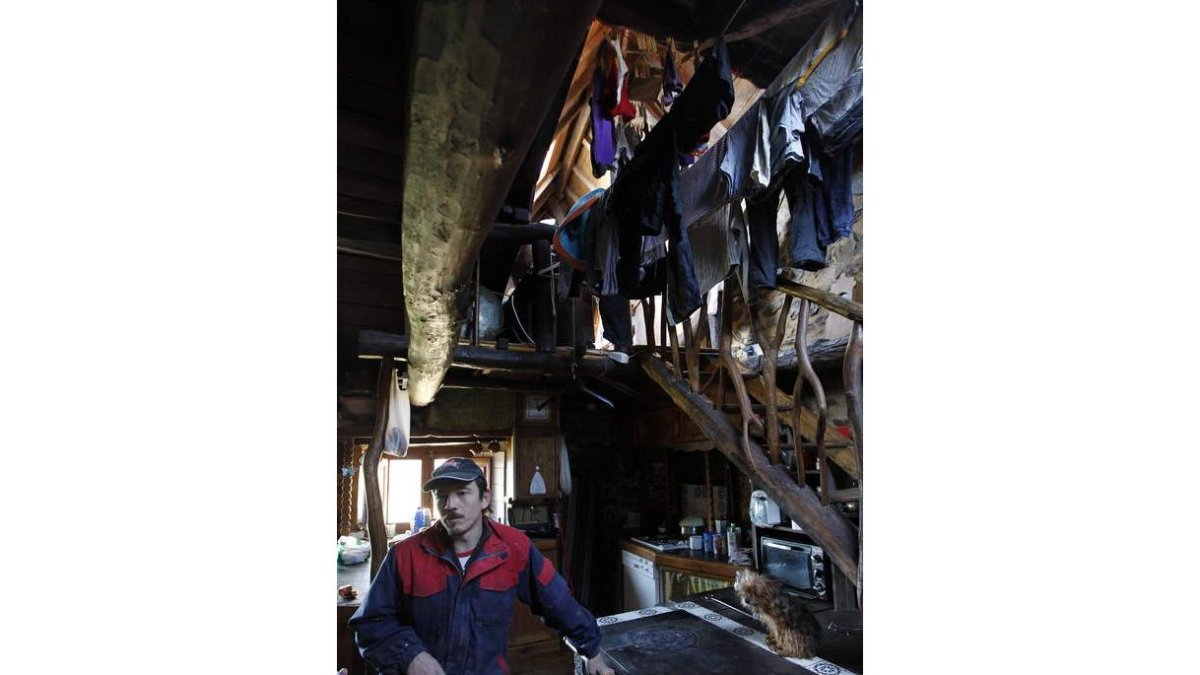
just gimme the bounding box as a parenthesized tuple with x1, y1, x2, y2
(365, 357, 394, 578)
(794, 299, 830, 503)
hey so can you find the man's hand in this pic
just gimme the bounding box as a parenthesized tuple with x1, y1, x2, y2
(585, 653, 616, 675)
(405, 651, 446, 675)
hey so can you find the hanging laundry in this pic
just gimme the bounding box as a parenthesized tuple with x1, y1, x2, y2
(764, 87, 807, 180)
(674, 0, 860, 288)
(745, 138, 857, 285)
(614, 122, 642, 170)
(762, 0, 862, 153)
(686, 201, 750, 301)
(383, 368, 410, 456)
(597, 294, 633, 354)
(558, 437, 572, 496)
(607, 38, 733, 323)
(607, 37, 637, 121)
(662, 40, 684, 106)
(813, 139, 856, 249)
(590, 67, 616, 177)
(798, 5, 862, 153)
(552, 188, 605, 272)
(679, 133, 710, 168)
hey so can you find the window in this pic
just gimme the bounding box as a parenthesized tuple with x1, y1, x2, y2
(357, 458, 424, 528)
(384, 459, 423, 524)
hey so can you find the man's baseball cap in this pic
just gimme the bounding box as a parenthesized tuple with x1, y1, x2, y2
(422, 457, 485, 491)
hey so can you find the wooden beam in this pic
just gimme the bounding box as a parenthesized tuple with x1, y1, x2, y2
(338, 237, 402, 262)
(556, 107, 591, 202)
(776, 278, 863, 324)
(484, 222, 557, 243)
(774, 336, 849, 372)
(358, 330, 637, 380)
(639, 354, 859, 585)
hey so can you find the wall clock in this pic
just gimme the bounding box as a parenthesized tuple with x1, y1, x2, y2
(523, 394, 551, 421)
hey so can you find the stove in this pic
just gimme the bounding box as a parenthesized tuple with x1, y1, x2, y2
(581, 604, 854, 675)
(630, 535, 690, 552)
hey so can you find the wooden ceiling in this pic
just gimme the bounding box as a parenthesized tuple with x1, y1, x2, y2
(337, 0, 852, 403)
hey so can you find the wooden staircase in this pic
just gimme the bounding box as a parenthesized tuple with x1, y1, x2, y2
(639, 275, 864, 603)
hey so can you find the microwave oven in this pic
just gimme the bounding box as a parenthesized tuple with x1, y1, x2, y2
(755, 529, 829, 602)
(507, 498, 557, 537)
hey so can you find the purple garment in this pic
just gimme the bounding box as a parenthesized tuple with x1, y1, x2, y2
(662, 46, 683, 106)
(590, 68, 615, 177)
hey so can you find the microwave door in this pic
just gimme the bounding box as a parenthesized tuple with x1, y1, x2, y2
(762, 541, 817, 596)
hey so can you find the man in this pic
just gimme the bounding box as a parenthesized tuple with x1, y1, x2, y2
(350, 457, 615, 675)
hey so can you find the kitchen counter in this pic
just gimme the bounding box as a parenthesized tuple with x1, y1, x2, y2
(621, 538, 750, 581)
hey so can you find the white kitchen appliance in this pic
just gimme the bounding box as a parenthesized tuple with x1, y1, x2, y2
(749, 490, 783, 526)
(621, 549, 659, 610)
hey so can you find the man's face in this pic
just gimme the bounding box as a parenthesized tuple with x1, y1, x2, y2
(433, 480, 491, 540)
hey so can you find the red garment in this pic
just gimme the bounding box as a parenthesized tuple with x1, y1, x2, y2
(609, 71, 637, 121)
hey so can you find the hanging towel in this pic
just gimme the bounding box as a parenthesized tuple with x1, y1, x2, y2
(558, 437, 572, 496)
(383, 369, 409, 456)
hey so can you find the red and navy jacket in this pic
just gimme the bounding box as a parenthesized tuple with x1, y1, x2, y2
(349, 519, 603, 675)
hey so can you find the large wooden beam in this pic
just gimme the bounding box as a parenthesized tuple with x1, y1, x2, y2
(640, 354, 859, 585)
(402, 0, 603, 405)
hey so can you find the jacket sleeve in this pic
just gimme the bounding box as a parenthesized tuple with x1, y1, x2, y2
(347, 548, 429, 674)
(518, 543, 604, 659)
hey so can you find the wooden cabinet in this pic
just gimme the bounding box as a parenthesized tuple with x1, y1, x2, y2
(620, 540, 739, 604)
(513, 433, 558, 499)
(508, 537, 561, 646)
(337, 603, 366, 675)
